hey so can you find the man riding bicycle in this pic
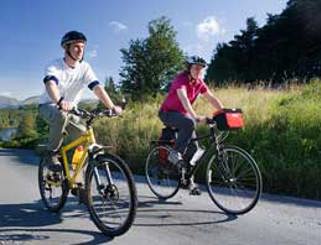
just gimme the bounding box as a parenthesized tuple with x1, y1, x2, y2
(39, 30, 122, 172)
(159, 55, 224, 195)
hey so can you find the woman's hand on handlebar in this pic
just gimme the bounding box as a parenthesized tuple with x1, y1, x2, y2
(112, 105, 123, 115)
(195, 115, 207, 124)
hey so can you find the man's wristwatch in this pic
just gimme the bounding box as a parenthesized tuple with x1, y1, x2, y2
(57, 96, 64, 107)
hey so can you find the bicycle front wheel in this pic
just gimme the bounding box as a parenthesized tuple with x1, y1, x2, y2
(145, 145, 180, 199)
(86, 153, 137, 237)
(38, 157, 69, 212)
(206, 145, 262, 215)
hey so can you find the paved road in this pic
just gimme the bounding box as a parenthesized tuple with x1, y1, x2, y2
(0, 148, 320, 245)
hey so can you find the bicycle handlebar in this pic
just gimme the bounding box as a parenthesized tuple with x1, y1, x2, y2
(69, 108, 120, 124)
(59, 97, 127, 119)
(205, 117, 216, 125)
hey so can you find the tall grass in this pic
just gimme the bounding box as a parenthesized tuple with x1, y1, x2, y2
(94, 80, 321, 200)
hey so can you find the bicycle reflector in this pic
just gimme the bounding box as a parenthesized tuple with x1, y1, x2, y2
(213, 108, 244, 130)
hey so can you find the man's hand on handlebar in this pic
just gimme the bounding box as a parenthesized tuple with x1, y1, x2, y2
(58, 100, 73, 112)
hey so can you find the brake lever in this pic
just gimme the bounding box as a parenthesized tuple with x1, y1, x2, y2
(69, 108, 79, 116)
(104, 109, 116, 117)
(206, 117, 213, 124)
(70, 108, 91, 118)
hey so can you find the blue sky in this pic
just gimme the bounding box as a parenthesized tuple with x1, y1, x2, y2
(0, 0, 287, 100)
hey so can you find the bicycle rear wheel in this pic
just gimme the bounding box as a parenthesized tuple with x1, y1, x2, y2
(145, 145, 180, 199)
(38, 156, 69, 212)
(206, 145, 262, 215)
(86, 153, 137, 237)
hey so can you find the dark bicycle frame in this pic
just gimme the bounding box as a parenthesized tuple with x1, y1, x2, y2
(152, 121, 229, 184)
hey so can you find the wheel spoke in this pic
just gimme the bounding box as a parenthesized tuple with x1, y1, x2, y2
(145, 145, 180, 199)
(207, 146, 262, 214)
(38, 157, 68, 212)
(87, 154, 136, 236)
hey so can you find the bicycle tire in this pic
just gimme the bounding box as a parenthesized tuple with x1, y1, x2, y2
(145, 145, 180, 199)
(206, 145, 262, 215)
(86, 153, 137, 237)
(38, 156, 69, 212)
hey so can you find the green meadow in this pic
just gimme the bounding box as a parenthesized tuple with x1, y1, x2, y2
(94, 80, 321, 200)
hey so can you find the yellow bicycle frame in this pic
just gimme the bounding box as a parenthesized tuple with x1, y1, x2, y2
(60, 128, 96, 188)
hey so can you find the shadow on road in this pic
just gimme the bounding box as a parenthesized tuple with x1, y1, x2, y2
(0, 200, 114, 244)
(135, 195, 238, 227)
(0, 148, 39, 167)
(0, 228, 113, 245)
(0, 201, 63, 228)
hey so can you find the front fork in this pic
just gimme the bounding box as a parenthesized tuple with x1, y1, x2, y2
(89, 151, 114, 195)
(94, 163, 115, 194)
(211, 127, 232, 181)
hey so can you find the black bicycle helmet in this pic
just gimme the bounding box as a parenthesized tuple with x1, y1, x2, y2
(61, 31, 87, 48)
(186, 55, 207, 68)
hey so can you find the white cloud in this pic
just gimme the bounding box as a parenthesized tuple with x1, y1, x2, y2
(196, 16, 224, 41)
(185, 16, 226, 60)
(109, 21, 128, 33)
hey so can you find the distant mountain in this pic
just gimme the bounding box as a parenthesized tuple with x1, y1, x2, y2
(22, 96, 40, 105)
(79, 98, 99, 104)
(0, 95, 40, 108)
(0, 95, 98, 109)
(0, 96, 19, 108)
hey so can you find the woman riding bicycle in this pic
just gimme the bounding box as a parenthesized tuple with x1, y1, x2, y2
(159, 55, 224, 195)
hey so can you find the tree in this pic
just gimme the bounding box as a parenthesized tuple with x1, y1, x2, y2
(35, 112, 48, 137)
(120, 16, 184, 100)
(206, 0, 321, 85)
(0, 109, 20, 129)
(97, 76, 124, 109)
(206, 18, 259, 85)
(105, 76, 117, 94)
(17, 112, 37, 139)
(105, 76, 123, 102)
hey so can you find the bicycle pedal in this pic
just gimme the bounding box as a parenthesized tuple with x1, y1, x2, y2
(189, 187, 202, 196)
(71, 187, 87, 205)
(97, 184, 105, 191)
(71, 187, 79, 196)
(176, 160, 186, 170)
(47, 173, 61, 183)
(78, 188, 87, 205)
(179, 177, 188, 187)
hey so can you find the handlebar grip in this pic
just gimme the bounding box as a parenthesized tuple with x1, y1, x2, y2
(103, 109, 120, 117)
(69, 108, 89, 118)
(69, 107, 122, 119)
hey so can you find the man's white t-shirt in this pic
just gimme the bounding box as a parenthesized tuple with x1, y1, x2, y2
(39, 58, 100, 106)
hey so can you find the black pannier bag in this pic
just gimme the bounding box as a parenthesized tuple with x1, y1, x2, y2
(158, 127, 177, 163)
(159, 127, 177, 145)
